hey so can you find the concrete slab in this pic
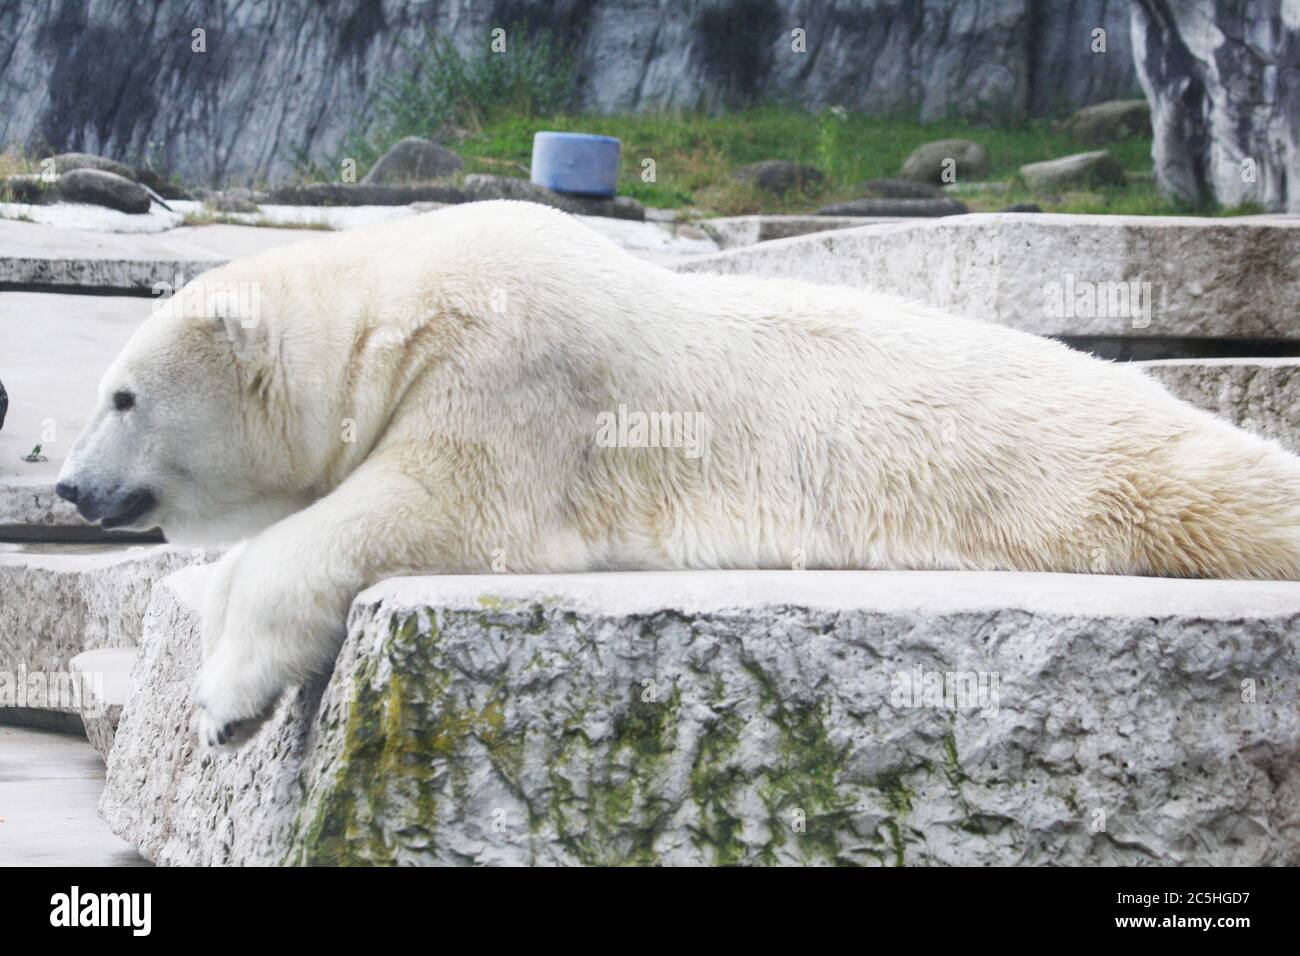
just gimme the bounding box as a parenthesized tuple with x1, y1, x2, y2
(69, 647, 138, 762)
(0, 205, 721, 292)
(1140, 357, 1300, 453)
(0, 218, 319, 291)
(677, 213, 1300, 341)
(0, 725, 146, 865)
(103, 565, 1300, 865)
(0, 543, 210, 689)
(699, 215, 905, 249)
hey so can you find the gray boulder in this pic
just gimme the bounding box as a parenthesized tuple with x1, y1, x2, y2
(857, 178, 943, 199)
(1056, 99, 1152, 144)
(47, 153, 191, 200)
(816, 197, 968, 217)
(1132, 0, 1299, 213)
(56, 168, 152, 213)
(900, 140, 990, 184)
(361, 136, 464, 185)
(732, 160, 823, 195)
(101, 566, 1300, 865)
(1020, 151, 1126, 191)
(266, 182, 469, 207)
(50, 152, 136, 180)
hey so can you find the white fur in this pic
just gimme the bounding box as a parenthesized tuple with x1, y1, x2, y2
(59, 200, 1300, 749)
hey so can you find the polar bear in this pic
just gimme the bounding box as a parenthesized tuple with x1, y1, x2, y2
(57, 200, 1300, 750)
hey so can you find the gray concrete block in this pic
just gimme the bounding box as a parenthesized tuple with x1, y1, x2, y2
(102, 566, 1300, 866)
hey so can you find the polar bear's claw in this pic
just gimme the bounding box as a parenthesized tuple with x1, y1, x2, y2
(196, 703, 273, 753)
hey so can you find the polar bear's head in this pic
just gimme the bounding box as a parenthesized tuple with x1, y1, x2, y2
(57, 270, 328, 544)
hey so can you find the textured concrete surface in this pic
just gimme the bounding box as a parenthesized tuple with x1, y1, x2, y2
(0, 543, 210, 691)
(677, 214, 1300, 341)
(0, 725, 146, 866)
(1141, 358, 1300, 454)
(103, 566, 1300, 866)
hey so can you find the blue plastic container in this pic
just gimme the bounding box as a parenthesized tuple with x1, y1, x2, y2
(531, 132, 621, 198)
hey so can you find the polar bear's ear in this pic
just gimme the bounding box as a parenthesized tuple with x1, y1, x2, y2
(211, 313, 267, 364)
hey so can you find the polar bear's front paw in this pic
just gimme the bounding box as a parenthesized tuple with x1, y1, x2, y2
(193, 651, 282, 753)
(196, 705, 272, 752)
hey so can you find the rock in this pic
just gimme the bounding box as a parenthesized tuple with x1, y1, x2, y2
(676, 214, 1300, 343)
(900, 140, 990, 184)
(1020, 151, 1126, 191)
(0, 3, 1139, 185)
(50, 152, 136, 180)
(1056, 99, 1152, 144)
(102, 566, 1300, 865)
(361, 136, 463, 185)
(815, 197, 968, 217)
(265, 182, 469, 207)
(1140, 358, 1300, 454)
(857, 178, 942, 199)
(461, 174, 645, 221)
(1133, 0, 1298, 213)
(999, 202, 1042, 213)
(69, 647, 137, 762)
(732, 160, 823, 195)
(55, 168, 152, 214)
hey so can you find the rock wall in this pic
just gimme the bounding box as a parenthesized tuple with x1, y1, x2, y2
(0, 0, 1140, 186)
(1131, 0, 1300, 213)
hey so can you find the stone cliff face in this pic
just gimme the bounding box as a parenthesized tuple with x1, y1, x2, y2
(0, 0, 1139, 186)
(1132, 0, 1300, 213)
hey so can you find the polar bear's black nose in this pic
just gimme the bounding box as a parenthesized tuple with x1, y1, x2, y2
(55, 481, 79, 504)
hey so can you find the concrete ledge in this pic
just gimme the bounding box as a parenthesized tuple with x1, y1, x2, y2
(699, 215, 905, 249)
(0, 544, 210, 712)
(677, 214, 1300, 341)
(103, 567, 1300, 865)
(1139, 358, 1300, 453)
(69, 648, 138, 762)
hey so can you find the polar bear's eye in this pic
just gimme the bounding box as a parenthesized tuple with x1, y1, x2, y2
(113, 390, 135, 412)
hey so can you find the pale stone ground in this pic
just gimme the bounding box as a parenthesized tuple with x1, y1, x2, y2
(0, 725, 146, 865)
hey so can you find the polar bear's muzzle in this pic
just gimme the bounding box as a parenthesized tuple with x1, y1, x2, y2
(55, 480, 157, 530)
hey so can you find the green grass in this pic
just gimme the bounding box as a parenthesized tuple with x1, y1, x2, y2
(444, 106, 1260, 218)
(318, 28, 1256, 219)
